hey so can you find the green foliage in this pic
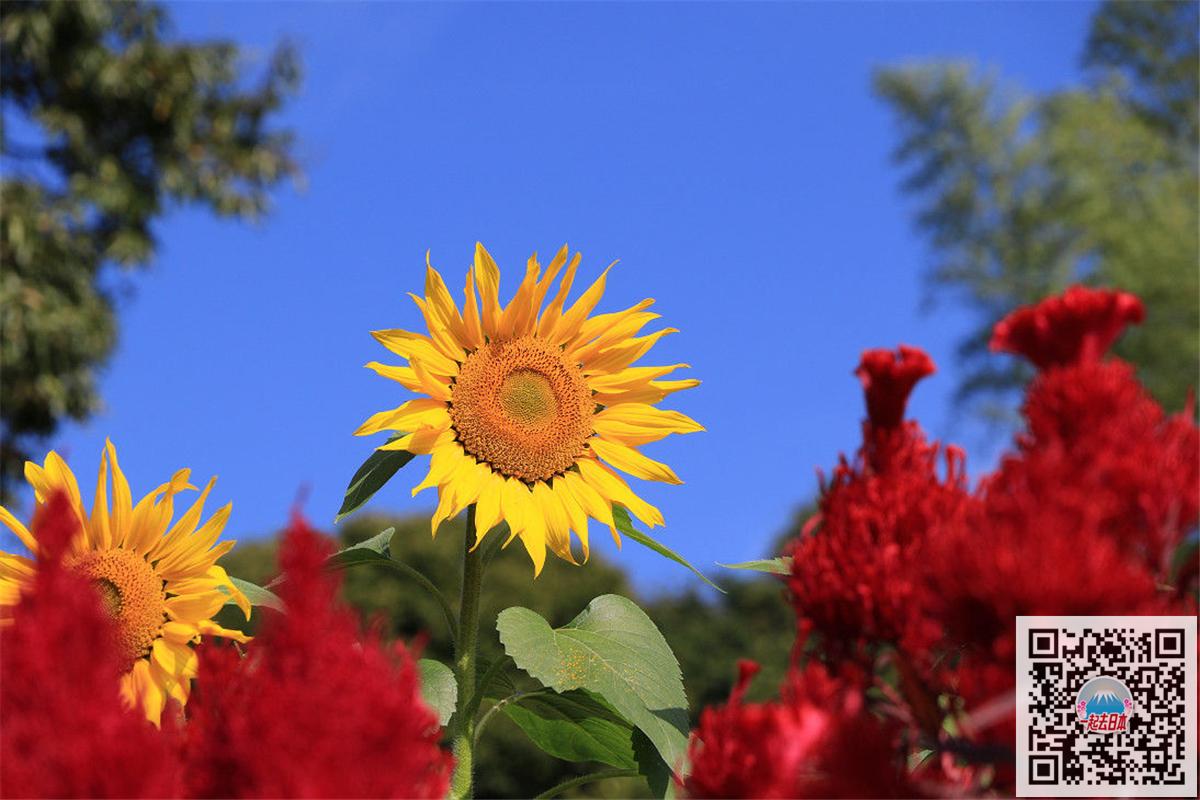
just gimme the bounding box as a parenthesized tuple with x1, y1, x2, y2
(612, 505, 722, 591)
(0, 0, 299, 500)
(501, 690, 638, 770)
(216, 511, 796, 798)
(875, 0, 1198, 419)
(335, 439, 415, 522)
(497, 595, 690, 779)
(418, 658, 458, 727)
(225, 576, 282, 612)
(717, 557, 792, 575)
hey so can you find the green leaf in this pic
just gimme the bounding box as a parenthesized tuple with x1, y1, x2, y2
(223, 577, 284, 612)
(327, 527, 396, 569)
(478, 656, 519, 701)
(335, 437, 416, 522)
(504, 689, 638, 769)
(716, 557, 793, 575)
(417, 658, 457, 727)
(497, 594, 690, 773)
(612, 505, 724, 593)
(632, 728, 675, 798)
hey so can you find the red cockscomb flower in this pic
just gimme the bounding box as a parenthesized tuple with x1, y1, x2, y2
(787, 347, 968, 666)
(0, 492, 182, 798)
(989, 285, 1144, 368)
(680, 660, 911, 799)
(916, 285, 1197, 792)
(181, 515, 452, 799)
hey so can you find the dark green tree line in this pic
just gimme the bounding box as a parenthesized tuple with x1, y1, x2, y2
(0, 0, 299, 501)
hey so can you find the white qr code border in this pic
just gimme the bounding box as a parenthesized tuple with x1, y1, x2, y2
(1017, 616, 1197, 798)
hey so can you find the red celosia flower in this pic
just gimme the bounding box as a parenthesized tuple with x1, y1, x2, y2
(787, 346, 968, 666)
(915, 285, 1197, 793)
(181, 515, 452, 799)
(989, 285, 1144, 369)
(855, 345, 937, 430)
(0, 492, 182, 798)
(680, 660, 911, 799)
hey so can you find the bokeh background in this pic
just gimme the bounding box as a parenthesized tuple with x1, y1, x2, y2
(3, 1, 1195, 797)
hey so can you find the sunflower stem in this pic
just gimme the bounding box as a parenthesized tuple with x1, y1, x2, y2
(450, 504, 484, 800)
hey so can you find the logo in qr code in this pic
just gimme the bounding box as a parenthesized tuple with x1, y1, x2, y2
(1075, 676, 1133, 732)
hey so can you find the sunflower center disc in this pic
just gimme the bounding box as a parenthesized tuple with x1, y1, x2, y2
(71, 548, 166, 668)
(450, 336, 593, 482)
(499, 370, 559, 426)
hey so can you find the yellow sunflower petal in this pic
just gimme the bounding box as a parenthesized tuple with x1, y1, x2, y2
(462, 270, 485, 350)
(196, 618, 251, 644)
(587, 363, 690, 392)
(552, 476, 591, 562)
(594, 378, 701, 407)
(378, 426, 454, 454)
(370, 329, 459, 377)
(411, 441, 466, 497)
(424, 253, 470, 351)
(0, 552, 34, 583)
(124, 658, 165, 725)
(161, 620, 201, 645)
(533, 480, 576, 565)
(582, 328, 678, 376)
(90, 446, 112, 550)
(474, 242, 503, 335)
(165, 591, 227, 623)
(550, 263, 615, 346)
(593, 403, 705, 446)
(472, 471, 505, 547)
(105, 439, 135, 548)
(577, 458, 665, 529)
(501, 251, 551, 340)
(154, 503, 231, 578)
(569, 306, 659, 364)
(590, 437, 683, 485)
(537, 251, 581, 339)
(355, 398, 450, 437)
(0, 506, 37, 553)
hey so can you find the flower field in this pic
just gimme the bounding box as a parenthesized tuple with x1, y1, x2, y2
(1, 262, 1196, 797)
(1, 2, 1197, 798)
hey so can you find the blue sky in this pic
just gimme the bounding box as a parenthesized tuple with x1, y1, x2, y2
(21, 1, 1097, 593)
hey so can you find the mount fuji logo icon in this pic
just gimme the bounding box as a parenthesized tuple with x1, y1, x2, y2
(1075, 676, 1133, 732)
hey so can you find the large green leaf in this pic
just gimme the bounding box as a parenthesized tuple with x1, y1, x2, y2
(716, 557, 793, 575)
(335, 438, 415, 522)
(612, 505, 723, 593)
(632, 728, 675, 798)
(503, 689, 638, 769)
(327, 527, 395, 569)
(497, 594, 690, 773)
(223, 577, 284, 612)
(417, 658, 457, 727)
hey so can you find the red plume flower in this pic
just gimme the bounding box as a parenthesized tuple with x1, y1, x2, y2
(0, 492, 182, 798)
(181, 515, 452, 799)
(787, 345, 968, 666)
(989, 285, 1144, 369)
(680, 661, 911, 799)
(855, 345, 936, 430)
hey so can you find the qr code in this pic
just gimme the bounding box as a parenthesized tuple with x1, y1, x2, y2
(1017, 616, 1197, 797)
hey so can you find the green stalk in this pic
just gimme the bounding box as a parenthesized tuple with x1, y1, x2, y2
(449, 504, 485, 799)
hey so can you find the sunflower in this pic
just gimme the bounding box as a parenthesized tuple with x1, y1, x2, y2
(0, 441, 251, 725)
(356, 243, 702, 574)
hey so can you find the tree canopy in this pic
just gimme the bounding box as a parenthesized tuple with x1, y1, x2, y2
(875, 0, 1198, 422)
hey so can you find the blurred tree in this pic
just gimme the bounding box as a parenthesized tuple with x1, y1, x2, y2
(0, 0, 299, 501)
(217, 510, 796, 799)
(875, 0, 1198, 423)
